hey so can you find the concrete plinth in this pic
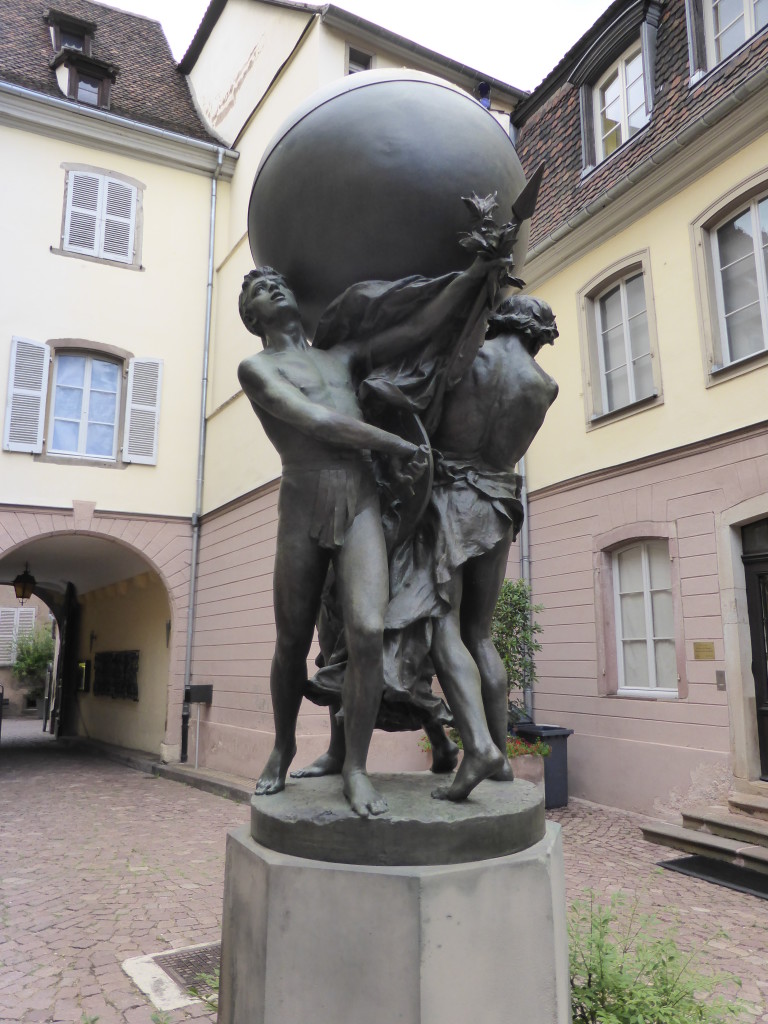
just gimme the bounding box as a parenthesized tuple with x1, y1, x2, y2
(219, 818, 570, 1024)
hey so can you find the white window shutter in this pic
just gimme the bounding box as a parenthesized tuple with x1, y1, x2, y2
(3, 337, 50, 453)
(102, 178, 136, 264)
(0, 609, 15, 665)
(17, 607, 36, 636)
(123, 358, 162, 465)
(64, 171, 102, 256)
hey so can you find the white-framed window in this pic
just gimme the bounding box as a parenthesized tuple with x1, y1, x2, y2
(346, 45, 373, 74)
(48, 353, 121, 459)
(595, 272, 655, 413)
(577, 253, 662, 424)
(705, 0, 768, 63)
(0, 607, 36, 666)
(3, 337, 162, 465)
(593, 45, 648, 161)
(613, 540, 677, 694)
(62, 170, 138, 266)
(710, 194, 768, 365)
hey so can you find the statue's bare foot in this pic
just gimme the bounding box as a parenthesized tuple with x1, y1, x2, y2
(490, 758, 514, 782)
(254, 745, 296, 796)
(430, 737, 460, 774)
(431, 747, 504, 802)
(290, 752, 344, 778)
(343, 770, 388, 817)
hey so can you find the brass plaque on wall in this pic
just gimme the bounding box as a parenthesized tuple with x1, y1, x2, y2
(693, 641, 716, 661)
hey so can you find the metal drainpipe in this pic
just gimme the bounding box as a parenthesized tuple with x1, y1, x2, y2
(181, 147, 224, 762)
(518, 455, 534, 721)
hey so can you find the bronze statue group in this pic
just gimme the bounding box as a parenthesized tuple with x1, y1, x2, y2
(238, 193, 558, 817)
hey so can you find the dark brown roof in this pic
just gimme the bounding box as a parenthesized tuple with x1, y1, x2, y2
(0, 0, 216, 142)
(515, 0, 768, 250)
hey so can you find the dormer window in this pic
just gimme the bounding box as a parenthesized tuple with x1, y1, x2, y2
(74, 69, 103, 106)
(46, 8, 114, 108)
(45, 9, 95, 56)
(60, 28, 85, 50)
(50, 50, 116, 110)
(347, 46, 373, 74)
(569, 0, 663, 171)
(594, 45, 647, 161)
(687, 0, 768, 76)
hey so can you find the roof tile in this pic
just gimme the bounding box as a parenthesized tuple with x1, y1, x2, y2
(0, 0, 216, 142)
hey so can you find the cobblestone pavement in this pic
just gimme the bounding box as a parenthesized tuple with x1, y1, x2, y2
(1, 718, 767, 1023)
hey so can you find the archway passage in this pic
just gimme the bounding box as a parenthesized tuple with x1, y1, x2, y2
(743, 518, 768, 780)
(0, 534, 172, 754)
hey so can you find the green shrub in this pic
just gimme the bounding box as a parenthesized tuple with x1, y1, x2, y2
(569, 891, 744, 1024)
(491, 578, 543, 703)
(12, 625, 54, 696)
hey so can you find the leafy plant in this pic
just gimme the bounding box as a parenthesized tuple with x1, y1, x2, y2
(12, 624, 54, 697)
(188, 965, 220, 1010)
(569, 890, 744, 1024)
(491, 578, 543, 705)
(506, 734, 551, 759)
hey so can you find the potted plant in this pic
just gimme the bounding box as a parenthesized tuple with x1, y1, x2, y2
(13, 624, 54, 718)
(419, 727, 551, 792)
(492, 579, 574, 809)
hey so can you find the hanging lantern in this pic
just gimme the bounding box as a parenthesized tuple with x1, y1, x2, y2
(13, 564, 35, 604)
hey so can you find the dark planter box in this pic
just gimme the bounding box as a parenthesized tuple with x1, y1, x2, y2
(513, 724, 574, 809)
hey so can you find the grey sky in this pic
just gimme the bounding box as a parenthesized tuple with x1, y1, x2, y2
(105, 0, 614, 92)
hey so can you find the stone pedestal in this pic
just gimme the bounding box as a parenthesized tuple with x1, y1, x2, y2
(219, 774, 569, 1024)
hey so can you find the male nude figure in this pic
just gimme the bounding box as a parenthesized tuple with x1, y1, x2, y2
(426, 294, 559, 794)
(237, 264, 495, 815)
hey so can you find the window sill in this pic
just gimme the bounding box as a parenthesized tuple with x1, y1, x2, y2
(587, 391, 661, 430)
(708, 346, 768, 386)
(35, 452, 125, 469)
(611, 688, 680, 700)
(50, 246, 143, 271)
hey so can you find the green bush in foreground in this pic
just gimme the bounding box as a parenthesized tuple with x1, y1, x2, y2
(570, 891, 744, 1024)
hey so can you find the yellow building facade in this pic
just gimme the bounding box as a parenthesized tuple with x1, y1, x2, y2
(0, 0, 235, 755)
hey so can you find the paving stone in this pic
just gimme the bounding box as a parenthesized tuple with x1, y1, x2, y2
(1, 719, 765, 1022)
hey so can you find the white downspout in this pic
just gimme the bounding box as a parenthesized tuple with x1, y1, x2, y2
(518, 454, 534, 721)
(181, 146, 224, 762)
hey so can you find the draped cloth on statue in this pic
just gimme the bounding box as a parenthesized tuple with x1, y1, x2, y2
(305, 455, 524, 731)
(304, 270, 506, 730)
(313, 272, 488, 425)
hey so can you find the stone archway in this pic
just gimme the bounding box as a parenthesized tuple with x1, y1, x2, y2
(0, 502, 192, 758)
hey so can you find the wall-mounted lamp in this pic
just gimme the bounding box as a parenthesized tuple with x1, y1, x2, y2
(13, 564, 35, 604)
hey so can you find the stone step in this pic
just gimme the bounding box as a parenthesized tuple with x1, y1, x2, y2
(682, 805, 768, 847)
(728, 792, 768, 822)
(641, 821, 768, 876)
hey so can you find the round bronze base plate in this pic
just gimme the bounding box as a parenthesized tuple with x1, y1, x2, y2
(250, 772, 545, 866)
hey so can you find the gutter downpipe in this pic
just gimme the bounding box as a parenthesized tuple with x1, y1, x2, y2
(518, 455, 534, 721)
(181, 146, 224, 762)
